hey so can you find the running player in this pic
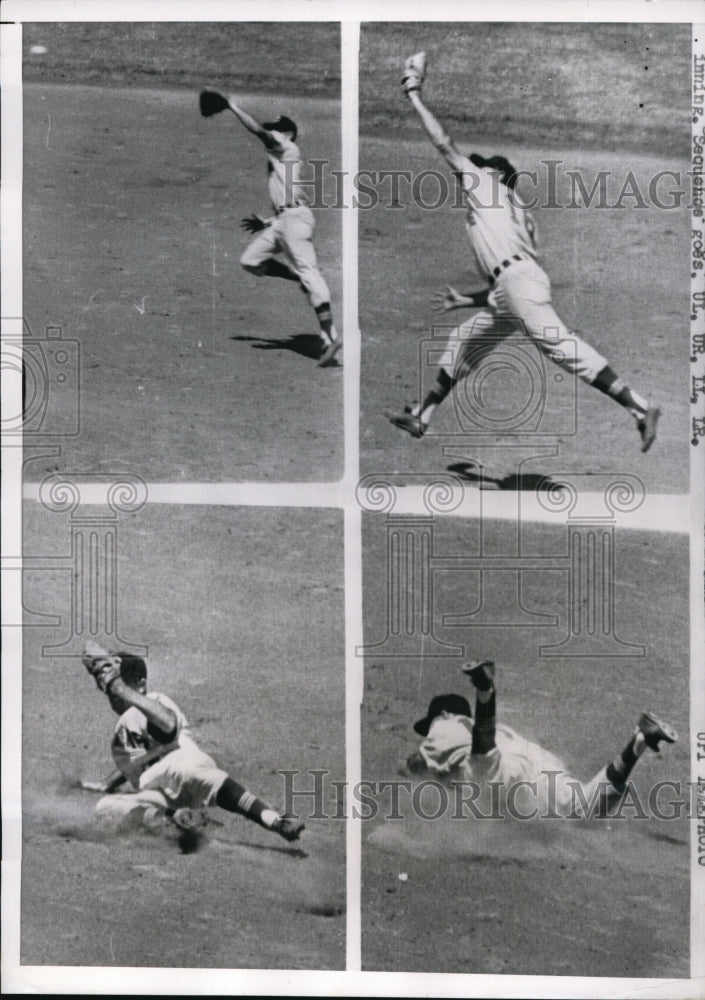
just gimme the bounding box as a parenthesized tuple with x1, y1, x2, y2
(386, 53, 660, 451)
(227, 97, 341, 367)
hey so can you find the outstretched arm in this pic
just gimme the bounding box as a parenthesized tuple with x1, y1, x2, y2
(407, 91, 467, 174)
(227, 96, 281, 150)
(431, 285, 490, 313)
(109, 679, 178, 740)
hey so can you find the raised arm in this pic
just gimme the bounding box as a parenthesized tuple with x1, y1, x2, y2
(109, 679, 178, 739)
(406, 90, 467, 174)
(226, 95, 281, 150)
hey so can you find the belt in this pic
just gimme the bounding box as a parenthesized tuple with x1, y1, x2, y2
(487, 253, 527, 285)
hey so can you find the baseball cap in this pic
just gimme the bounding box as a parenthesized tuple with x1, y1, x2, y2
(115, 653, 147, 686)
(263, 115, 297, 140)
(470, 153, 519, 189)
(413, 693, 472, 736)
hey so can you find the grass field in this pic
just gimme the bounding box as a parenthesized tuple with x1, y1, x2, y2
(361, 515, 689, 976)
(360, 23, 690, 156)
(22, 24, 342, 482)
(21, 502, 345, 969)
(23, 22, 340, 97)
(359, 22, 691, 492)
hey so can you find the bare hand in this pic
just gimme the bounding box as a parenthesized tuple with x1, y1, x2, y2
(430, 285, 466, 312)
(241, 213, 269, 234)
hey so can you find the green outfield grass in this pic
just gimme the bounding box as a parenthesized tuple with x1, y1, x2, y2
(23, 22, 340, 97)
(360, 22, 691, 155)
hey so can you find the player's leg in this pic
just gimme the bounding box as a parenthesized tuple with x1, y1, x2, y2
(240, 222, 301, 283)
(386, 311, 514, 438)
(94, 789, 170, 831)
(215, 777, 304, 842)
(501, 263, 660, 451)
(460, 660, 497, 755)
(573, 711, 678, 817)
(280, 208, 341, 364)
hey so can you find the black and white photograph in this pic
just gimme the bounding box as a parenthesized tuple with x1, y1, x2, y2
(19, 21, 343, 483)
(20, 498, 345, 970)
(360, 23, 692, 493)
(360, 505, 689, 977)
(1, 2, 703, 998)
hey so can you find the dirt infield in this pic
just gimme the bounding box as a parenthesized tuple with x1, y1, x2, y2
(361, 516, 689, 976)
(21, 503, 345, 969)
(23, 78, 342, 482)
(359, 23, 690, 493)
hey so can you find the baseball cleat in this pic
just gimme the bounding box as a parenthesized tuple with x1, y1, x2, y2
(170, 807, 210, 831)
(637, 407, 660, 452)
(638, 711, 678, 752)
(386, 410, 425, 438)
(273, 816, 305, 842)
(318, 337, 341, 367)
(460, 660, 496, 690)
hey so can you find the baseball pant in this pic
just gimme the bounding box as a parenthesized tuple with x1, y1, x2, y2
(240, 205, 330, 309)
(95, 745, 229, 829)
(441, 259, 608, 385)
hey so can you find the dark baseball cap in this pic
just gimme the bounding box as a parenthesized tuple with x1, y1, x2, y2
(263, 115, 297, 140)
(413, 693, 472, 736)
(115, 653, 147, 686)
(470, 153, 519, 189)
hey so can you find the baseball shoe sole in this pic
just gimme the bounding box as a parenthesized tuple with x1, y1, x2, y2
(386, 410, 425, 438)
(460, 660, 496, 689)
(318, 338, 341, 367)
(638, 711, 678, 752)
(273, 816, 305, 842)
(637, 407, 660, 452)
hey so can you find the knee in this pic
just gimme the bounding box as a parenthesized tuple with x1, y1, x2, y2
(240, 258, 265, 276)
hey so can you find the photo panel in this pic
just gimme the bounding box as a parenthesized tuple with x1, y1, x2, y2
(360, 23, 692, 493)
(20, 22, 343, 483)
(360, 500, 689, 977)
(21, 497, 345, 969)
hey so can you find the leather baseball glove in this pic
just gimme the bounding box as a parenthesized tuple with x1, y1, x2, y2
(83, 640, 121, 693)
(199, 89, 230, 118)
(402, 52, 427, 95)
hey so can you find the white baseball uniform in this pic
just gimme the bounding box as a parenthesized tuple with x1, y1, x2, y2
(441, 161, 608, 385)
(240, 133, 331, 309)
(416, 713, 614, 818)
(95, 692, 228, 828)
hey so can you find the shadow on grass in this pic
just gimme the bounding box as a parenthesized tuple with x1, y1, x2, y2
(447, 462, 565, 493)
(231, 332, 331, 362)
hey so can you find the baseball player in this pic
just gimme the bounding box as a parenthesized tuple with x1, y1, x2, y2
(407, 660, 678, 818)
(81, 642, 304, 850)
(386, 53, 660, 452)
(224, 95, 341, 367)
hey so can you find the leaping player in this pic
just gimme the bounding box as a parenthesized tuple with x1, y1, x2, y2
(386, 53, 660, 451)
(226, 96, 341, 367)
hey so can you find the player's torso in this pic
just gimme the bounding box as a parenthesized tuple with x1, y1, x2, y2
(111, 692, 191, 786)
(459, 166, 537, 278)
(266, 140, 310, 211)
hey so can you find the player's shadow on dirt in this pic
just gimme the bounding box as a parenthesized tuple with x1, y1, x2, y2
(231, 332, 340, 365)
(230, 839, 308, 859)
(447, 462, 565, 492)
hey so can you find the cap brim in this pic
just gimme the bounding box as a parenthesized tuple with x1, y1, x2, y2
(413, 716, 431, 737)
